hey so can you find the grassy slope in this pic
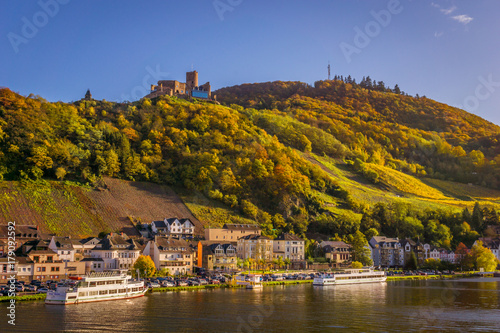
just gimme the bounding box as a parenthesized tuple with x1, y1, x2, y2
(307, 153, 500, 213)
(0, 177, 203, 237)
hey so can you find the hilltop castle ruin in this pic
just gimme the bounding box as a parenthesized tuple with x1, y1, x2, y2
(145, 71, 215, 100)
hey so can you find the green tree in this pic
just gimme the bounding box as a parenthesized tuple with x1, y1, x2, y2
(471, 202, 483, 232)
(274, 256, 285, 270)
(405, 250, 418, 270)
(133, 255, 156, 278)
(423, 258, 441, 270)
(284, 258, 291, 270)
(347, 230, 373, 266)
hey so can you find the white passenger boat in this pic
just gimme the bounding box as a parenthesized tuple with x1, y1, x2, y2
(45, 271, 148, 305)
(313, 268, 386, 286)
(234, 274, 263, 289)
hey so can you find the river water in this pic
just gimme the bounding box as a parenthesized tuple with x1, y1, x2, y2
(1, 278, 499, 332)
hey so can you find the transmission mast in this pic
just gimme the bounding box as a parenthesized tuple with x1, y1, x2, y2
(328, 62, 331, 80)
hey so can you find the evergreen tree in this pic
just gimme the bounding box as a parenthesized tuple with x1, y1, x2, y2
(462, 207, 472, 224)
(471, 202, 483, 231)
(393, 84, 401, 94)
(405, 250, 418, 270)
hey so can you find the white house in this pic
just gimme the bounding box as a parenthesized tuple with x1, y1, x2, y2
(76, 237, 101, 259)
(143, 236, 194, 275)
(48, 236, 78, 262)
(151, 218, 195, 238)
(90, 233, 141, 270)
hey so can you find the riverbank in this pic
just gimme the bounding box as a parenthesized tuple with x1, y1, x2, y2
(0, 272, 485, 302)
(386, 272, 476, 281)
(0, 293, 46, 302)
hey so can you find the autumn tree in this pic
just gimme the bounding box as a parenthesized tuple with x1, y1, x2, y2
(133, 255, 156, 278)
(469, 241, 499, 272)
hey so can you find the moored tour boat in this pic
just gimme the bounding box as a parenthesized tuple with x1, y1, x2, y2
(313, 268, 386, 286)
(45, 271, 148, 305)
(234, 274, 263, 289)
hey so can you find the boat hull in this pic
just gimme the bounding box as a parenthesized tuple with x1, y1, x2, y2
(313, 276, 386, 286)
(45, 290, 147, 305)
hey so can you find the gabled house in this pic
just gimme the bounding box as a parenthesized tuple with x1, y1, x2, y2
(319, 241, 351, 267)
(90, 233, 141, 270)
(198, 242, 238, 271)
(151, 220, 169, 235)
(237, 234, 273, 261)
(151, 218, 195, 238)
(24, 244, 85, 282)
(77, 237, 101, 259)
(369, 236, 403, 267)
(48, 236, 79, 262)
(143, 236, 194, 275)
(0, 225, 44, 251)
(273, 233, 305, 261)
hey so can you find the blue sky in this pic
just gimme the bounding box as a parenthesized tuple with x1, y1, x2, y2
(2, 0, 500, 125)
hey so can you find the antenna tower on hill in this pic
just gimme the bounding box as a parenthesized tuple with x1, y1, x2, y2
(328, 62, 331, 80)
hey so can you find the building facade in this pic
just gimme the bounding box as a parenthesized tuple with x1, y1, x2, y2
(205, 224, 261, 242)
(143, 236, 194, 275)
(273, 233, 305, 261)
(90, 233, 141, 270)
(237, 235, 273, 261)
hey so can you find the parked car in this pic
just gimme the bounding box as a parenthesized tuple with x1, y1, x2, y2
(188, 280, 200, 286)
(176, 280, 188, 287)
(198, 279, 208, 285)
(14, 285, 24, 292)
(25, 285, 37, 292)
(37, 288, 49, 294)
(148, 282, 161, 288)
(162, 281, 175, 287)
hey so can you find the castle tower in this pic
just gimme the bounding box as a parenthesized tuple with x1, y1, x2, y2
(186, 71, 198, 91)
(85, 89, 92, 100)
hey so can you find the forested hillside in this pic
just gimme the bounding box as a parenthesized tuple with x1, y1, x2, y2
(216, 79, 500, 188)
(1, 82, 499, 248)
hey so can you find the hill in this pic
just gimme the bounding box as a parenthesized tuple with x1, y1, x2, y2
(1, 83, 499, 247)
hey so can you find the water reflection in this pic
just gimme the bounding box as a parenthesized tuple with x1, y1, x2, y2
(1, 279, 499, 332)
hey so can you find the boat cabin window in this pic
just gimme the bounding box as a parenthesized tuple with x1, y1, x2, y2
(89, 282, 97, 287)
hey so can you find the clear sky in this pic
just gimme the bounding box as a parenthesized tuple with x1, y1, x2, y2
(2, 0, 500, 125)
